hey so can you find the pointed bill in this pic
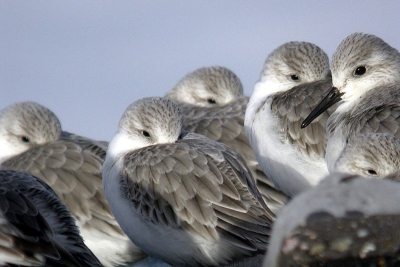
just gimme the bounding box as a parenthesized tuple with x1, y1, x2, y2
(301, 87, 344, 128)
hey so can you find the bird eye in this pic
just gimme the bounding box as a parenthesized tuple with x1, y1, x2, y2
(21, 136, 30, 143)
(354, 66, 366, 76)
(290, 74, 299, 81)
(142, 131, 150, 137)
(207, 99, 216, 104)
(367, 169, 377, 176)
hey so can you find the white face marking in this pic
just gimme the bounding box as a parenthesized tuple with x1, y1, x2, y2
(0, 134, 29, 163)
(105, 131, 144, 162)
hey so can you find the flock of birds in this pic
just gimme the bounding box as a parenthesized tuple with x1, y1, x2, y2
(1, 32, 400, 267)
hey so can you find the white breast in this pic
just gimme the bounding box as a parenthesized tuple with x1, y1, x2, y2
(246, 97, 328, 196)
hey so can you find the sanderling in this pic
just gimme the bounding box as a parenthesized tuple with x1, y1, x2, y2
(0, 101, 144, 267)
(333, 133, 400, 180)
(245, 42, 335, 196)
(103, 97, 273, 266)
(166, 66, 289, 211)
(302, 33, 400, 172)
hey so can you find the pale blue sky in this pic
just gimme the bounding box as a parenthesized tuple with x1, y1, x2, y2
(2, 1, 400, 141)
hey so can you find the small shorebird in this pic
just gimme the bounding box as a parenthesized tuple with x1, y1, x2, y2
(245, 42, 335, 196)
(0, 101, 144, 267)
(302, 33, 400, 173)
(103, 97, 273, 266)
(166, 66, 289, 211)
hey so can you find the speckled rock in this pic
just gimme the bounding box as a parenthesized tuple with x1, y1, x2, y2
(265, 173, 400, 267)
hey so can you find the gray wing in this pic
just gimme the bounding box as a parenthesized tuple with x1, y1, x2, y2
(61, 131, 108, 159)
(179, 97, 289, 210)
(335, 86, 400, 144)
(121, 132, 272, 253)
(0, 140, 122, 237)
(180, 97, 251, 160)
(0, 170, 102, 267)
(271, 78, 336, 159)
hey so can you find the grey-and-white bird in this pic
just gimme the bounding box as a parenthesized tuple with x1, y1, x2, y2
(245, 42, 335, 196)
(334, 133, 400, 180)
(166, 66, 289, 212)
(302, 33, 400, 172)
(0, 102, 144, 267)
(0, 169, 103, 267)
(102, 97, 273, 266)
(265, 172, 400, 266)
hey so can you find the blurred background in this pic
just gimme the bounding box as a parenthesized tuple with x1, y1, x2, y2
(2, 1, 399, 141)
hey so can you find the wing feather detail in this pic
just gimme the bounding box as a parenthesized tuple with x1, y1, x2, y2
(271, 78, 336, 159)
(120, 133, 272, 250)
(179, 97, 289, 209)
(0, 139, 114, 229)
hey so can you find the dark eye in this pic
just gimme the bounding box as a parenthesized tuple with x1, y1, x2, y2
(207, 99, 216, 104)
(290, 74, 299, 81)
(354, 66, 366, 76)
(142, 131, 150, 137)
(21, 136, 30, 143)
(367, 169, 377, 176)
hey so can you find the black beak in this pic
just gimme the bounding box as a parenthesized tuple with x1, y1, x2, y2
(301, 87, 344, 128)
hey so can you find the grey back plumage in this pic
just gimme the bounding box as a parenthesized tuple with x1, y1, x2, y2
(0, 103, 114, 226)
(0, 101, 144, 266)
(122, 131, 273, 229)
(1, 138, 111, 223)
(167, 66, 289, 210)
(263, 41, 334, 159)
(103, 97, 273, 266)
(0, 169, 102, 267)
(297, 33, 400, 172)
(61, 131, 108, 159)
(246, 41, 335, 196)
(328, 85, 400, 139)
(270, 78, 334, 159)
